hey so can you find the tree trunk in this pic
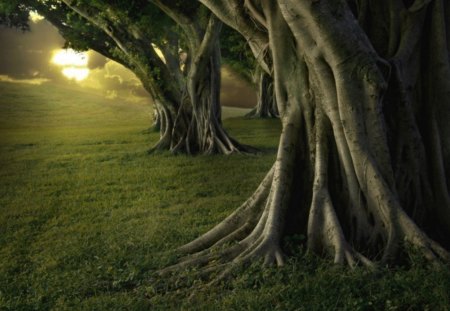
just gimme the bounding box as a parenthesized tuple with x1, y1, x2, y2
(246, 67, 279, 118)
(182, 16, 254, 154)
(147, 3, 255, 154)
(60, 0, 251, 155)
(163, 0, 450, 280)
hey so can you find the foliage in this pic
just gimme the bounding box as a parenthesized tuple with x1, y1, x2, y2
(0, 0, 30, 30)
(220, 24, 256, 84)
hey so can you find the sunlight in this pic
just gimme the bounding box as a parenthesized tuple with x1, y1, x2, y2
(152, 44, 166, 63)
(52, 49, 88, 67)
(51, 49, 90, 81)
(29, 11, 44, 23)
(61, 67, 90, 81)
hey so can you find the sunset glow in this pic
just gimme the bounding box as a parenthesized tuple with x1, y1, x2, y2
(61, 67, 90, 81)
(29, 11, 44, 23)
(51, 49, 90, 81)
(52, 49, 88, 67)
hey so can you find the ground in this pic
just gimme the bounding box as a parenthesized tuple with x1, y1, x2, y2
(0, 81, 449, 310)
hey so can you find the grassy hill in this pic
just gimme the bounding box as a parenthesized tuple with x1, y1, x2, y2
(0, 81, 449, 310)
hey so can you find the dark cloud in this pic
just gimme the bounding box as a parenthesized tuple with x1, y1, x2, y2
(87, 51, 107, 69)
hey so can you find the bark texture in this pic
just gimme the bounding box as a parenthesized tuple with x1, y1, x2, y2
(163, 0, 450, 281)
(153, 1, 258, 154)
(246, 67, 279, 118)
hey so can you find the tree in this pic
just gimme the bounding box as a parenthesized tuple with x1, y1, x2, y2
(2, 0, 250, 155)
(162, 0, 450, 281)
(247, 66, 279, 118)
(1, 0, 188, 151)
(221, 25, 278, 118)
(148, 0, 253, 154)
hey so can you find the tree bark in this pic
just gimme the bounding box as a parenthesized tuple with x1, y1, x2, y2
(163, 0, 450, 280)
(246, 66, 279, 118)
(149, 2, 254, 154)
(183, 15, 254, 154)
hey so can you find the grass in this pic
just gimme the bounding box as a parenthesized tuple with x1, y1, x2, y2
(0, 81, 449, 310)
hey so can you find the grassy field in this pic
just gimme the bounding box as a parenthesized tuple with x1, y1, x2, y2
(0, 81, 449, 310)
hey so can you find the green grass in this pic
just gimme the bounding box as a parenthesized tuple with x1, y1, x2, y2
(1, 81, 449, 310)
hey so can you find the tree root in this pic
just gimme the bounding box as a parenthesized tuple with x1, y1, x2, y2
(399, 209, 450, 262)
(308, 110, 376, 269)
(177, 166, 274, 254)
(155, 157, 292, 286)
(153, 0, 450, 286)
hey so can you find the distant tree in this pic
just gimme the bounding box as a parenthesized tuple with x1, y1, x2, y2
(221, 25, 278, 118)
(162, 0, 450, 281)
(247, 66, 278, 118)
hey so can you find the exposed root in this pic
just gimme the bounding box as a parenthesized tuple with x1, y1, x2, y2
(154, 1, 450, 294)
(156, 109, 303, 285)
(399, 209, 450, 262)
(158, 243, 247, 277)
(156, 135, 294, 280)
(178, 166, 274, 254)
(308, 110, 375, 269)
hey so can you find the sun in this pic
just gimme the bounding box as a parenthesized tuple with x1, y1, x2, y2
(52, 49, 88, 67)
(51, 49, 90, 81)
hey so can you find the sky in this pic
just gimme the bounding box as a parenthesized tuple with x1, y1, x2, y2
(0, 16, 256, 108)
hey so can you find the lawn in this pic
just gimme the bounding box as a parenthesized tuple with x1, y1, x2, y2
(0, 81, 449, 310)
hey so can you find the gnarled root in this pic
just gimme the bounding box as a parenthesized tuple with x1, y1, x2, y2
(157, 163, 286, 283)
(177, 165, 274, 255)
(157, 111, 302, 283)
(399, 210, 450, 262)
(155, 106, 449, 291)
(308, 111, 375, 268)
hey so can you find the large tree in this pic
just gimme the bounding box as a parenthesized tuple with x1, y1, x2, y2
(64, 0, 255, 154)
(162, 0, 450, 280)
(2, 0, 250, 155)
(2, 0, 188, 152)
(148, 0, 254, 154)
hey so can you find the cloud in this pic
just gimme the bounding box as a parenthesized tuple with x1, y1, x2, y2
(87, 51, 108, 69)
(0, 19, 148, 102)
(29, 11, 44, 23)
(78, 60, 150, 103)
(0, 74, 49, 85)
(0, 17, 256, 108)
(0, 20, 64, 81)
